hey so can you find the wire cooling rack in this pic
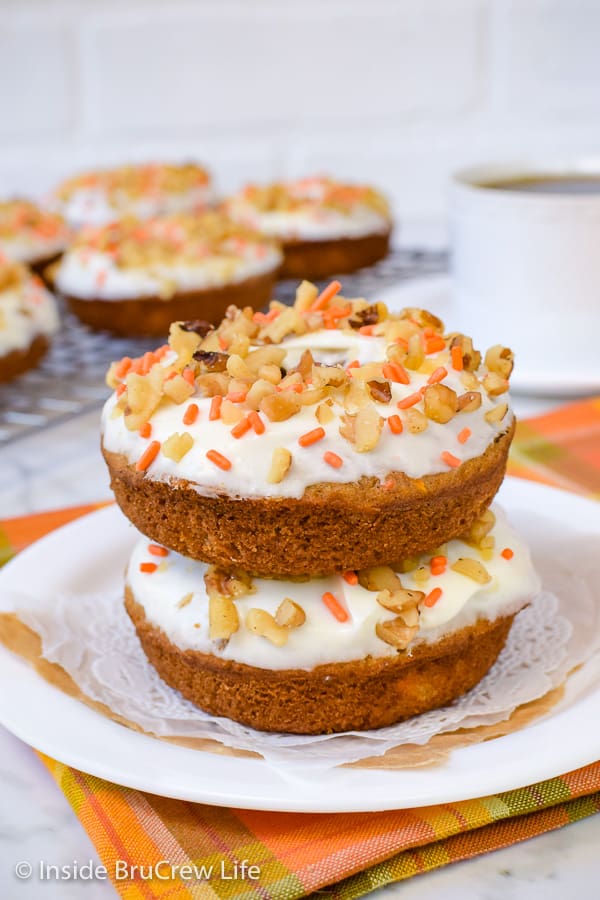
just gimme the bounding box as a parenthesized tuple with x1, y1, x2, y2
(0, 248, 446, 446)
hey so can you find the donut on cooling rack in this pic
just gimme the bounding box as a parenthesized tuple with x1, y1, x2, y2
(50, 161, 215, 230)
(101, 279, 516, 577)
(0, 258, 59, 382)
(54, 213, 283, 338)
(223, 176, 392, 279)
(0, 199, 69, 281)
(123, 503, 539, 734)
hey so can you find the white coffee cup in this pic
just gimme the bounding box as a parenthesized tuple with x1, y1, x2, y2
(450, 161, 600, 377)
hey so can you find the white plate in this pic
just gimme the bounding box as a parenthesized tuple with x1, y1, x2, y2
(0, 478, 599, 813)
(379, 275, 600, 397)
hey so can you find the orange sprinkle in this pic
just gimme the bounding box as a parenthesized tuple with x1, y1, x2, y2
(253, 308, 280, 324)
(397, 392, 422, 409)
(430, 555, 447, 575)
(440, 451, 461, 468)
(457, 427, 472, 444)
(154, 344, 170, 360)
(298, 427, 326, 448)
(116, 383, 126, 397)
(382, 362, 410, 384)
(425, 336, 446, 354)
(209, 396, 222, 420)
(323, 450, 343, 468)
(346, 359, 360, 370)
(424, 587, 443, 608)
(135, 440, 161, 472)
(342, 570, 358, 585)
(309, 279, 342, 312)
(231, 416, 252, 439)
(427, 366, 448, 385)
(139, 562, 157, 574)
(382, 477, 396, 490)
(206, 449, 232, 470)
(501, 548, 514, 560)
(182, 368, 195, 385)
(451, 345, 464, 371)
(139, 422, 152, 439)
(359, 324, 376, 336)
(227, 390, 248, 403)
(218, 334, 229, 351)
(148, 544, 169, 557)
(248, 410, 265, 435)
(322, 591, 349, 623)
(183, 403, 199, 426)
(115, 356, 132, 379)
(387, 414, 403, 434)
(394, 336, 409, 349)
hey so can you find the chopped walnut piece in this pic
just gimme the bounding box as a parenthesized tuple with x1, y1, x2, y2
(195, 372, 230, 397)
(312, 363, 348, 389)
(260, 392, 301, 422)
(275, 598, 306, 628)
(483, 372, 509, 396)
(358, 565, 402, 592)
(485, 345, 514, 380)
(246, 608, 289, 647)
(343, 380, 370, 414)
(180, 319, 214, 337)
(192, 349, 229, 372)
(456, 390, 482, 413)
(341, 405, 383, 452)
(260, 305, 306, 343)
(291, 349, 314, 379)
(163, 374, 194, 404)
(267, 447, 292, 483)
(348, 304, 380, 329)
(376, 587, 425, 613)
(485, 402, 509, 424)
(226, 353, 252, 379)
(245, 345, 287, 373)
(367, 380, 392, 403)
(460, 371, 480, 391)
(258, 364, 283, 385)
(423, 383, 458, 423)
(245, 378, 277, 409)
(450, 335, 481, 372)
(220, 399, 245, 424)
(162, 431, 194, 462)
(451, 557, 492, 584)
(293, 279, 319, 312)
(375, 617, 418, 650)
(315, 401, 335, 424)
(208, 594, 239, 640)
(405, 408, 428, 434)
(205, 565, 255, 600)
(405, 333, 425, 370)
(123, 368, 163, 431)
(168, 321, 202, 366)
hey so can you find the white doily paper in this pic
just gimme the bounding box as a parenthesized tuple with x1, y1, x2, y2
(8, 511, 600, 770)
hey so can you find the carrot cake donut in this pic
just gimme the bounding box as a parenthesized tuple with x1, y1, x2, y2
(102, 280, 515, 576)
(125, 505, 539, 733)
(224, 176, 392, 278)
(0, 199, 69, 277)
(55, 213, 283, 337)
(51, 162, 214, 230)
(0, 258, 60, 381)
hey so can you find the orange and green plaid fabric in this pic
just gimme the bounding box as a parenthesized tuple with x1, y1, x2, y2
(1, 397, 600, 899)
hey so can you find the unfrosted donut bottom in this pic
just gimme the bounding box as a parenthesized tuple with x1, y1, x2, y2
(0, 334, 49, 383)
(279, 231, 391, 280)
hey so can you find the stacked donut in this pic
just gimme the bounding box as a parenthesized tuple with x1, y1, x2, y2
(101, 280, 539, 734)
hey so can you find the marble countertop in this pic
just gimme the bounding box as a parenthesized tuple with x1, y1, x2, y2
(0, 398, 599, 899)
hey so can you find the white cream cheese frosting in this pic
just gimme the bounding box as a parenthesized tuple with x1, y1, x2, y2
(0, 262, 60, 355)
(126, 505, 539, 670)
(101, 313, 514, 501)
(0, 200, 69, 264)
(54, 214, 283, 301)
(51, 163, 215, 230)
(225, 176, 392, 241)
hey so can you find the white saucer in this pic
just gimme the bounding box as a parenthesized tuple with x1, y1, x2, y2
(0, 478, 599, 812)
(379, 275, 600, 397)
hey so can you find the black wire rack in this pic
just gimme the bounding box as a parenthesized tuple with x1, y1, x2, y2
(0, 248, 446, 446)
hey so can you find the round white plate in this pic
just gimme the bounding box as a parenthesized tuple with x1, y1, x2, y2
(379, 275, 600, 397)
(0, 478, 599, 813)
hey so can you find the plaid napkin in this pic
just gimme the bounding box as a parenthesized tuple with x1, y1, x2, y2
(1, 397, 599, 899)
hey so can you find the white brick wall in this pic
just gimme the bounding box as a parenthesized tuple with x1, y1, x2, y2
(1, 0, 600, 240)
